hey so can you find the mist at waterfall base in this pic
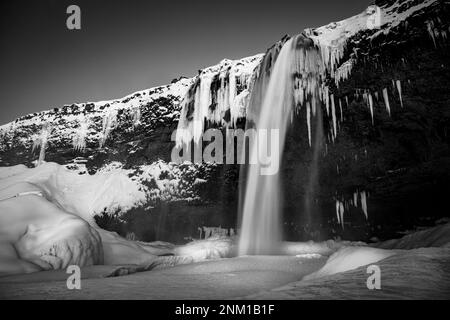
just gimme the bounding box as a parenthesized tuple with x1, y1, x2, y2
(238, 35, 325, 256)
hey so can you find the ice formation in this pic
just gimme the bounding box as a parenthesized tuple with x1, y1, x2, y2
(100, 107, 118, 147)
(369, 94, 374, 124)
(335, 200, 345, 229)
(382, 88, 391, 116)
(72, 117, 90, 152)
(32, 123, 51, 166)
(361, 190, 368, 219)
(335, 190, 369, 228)
(329, 94, 336, 140)
(175, 55, 263, 147)
(334, 59, 354, 87)
(396, 80, 403, 108)
(306, 102, 312, 147)
(130, 100, 141, 128)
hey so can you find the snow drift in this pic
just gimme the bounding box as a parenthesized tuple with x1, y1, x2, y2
(303, 246, 395, 280)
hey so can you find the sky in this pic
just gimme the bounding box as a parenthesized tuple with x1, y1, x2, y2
(0, 0, 372, 124)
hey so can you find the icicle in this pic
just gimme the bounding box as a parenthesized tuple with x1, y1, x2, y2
(361, 191, 368, 219)
(426, 20, 437, 48)
(334, 59, 353, 87)
(100, 108, 118, 147)
(306, 102, 312, 147)
(382, 88, 391, 116)
(345, 96, 349, 107)
(339, 99, 343, 122)
(374, 91, 379, 101)
(73, 117, 90, 152)
(336, 200, 341, 224)
(396, 80, 403, 108)
(131, 102, 141, 128)
(232, 90, 250, 128)
(368, 93, 374, 125)
(353, 191, 358, 207)
(229, 65, 237, 119)
(311, 96, 317, 117)
(331, 94, 337, 138)
(339, 201, 345, 229)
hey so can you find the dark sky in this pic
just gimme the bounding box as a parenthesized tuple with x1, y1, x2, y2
(0, 0, 371, 124)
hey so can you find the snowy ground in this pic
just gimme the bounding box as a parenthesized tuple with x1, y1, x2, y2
(0, 256, 326, 299)
(247, 247, 450, 300)
(1, 225, 449, 299)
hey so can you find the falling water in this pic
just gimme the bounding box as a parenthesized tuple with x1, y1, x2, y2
(238, 35, 325, 255)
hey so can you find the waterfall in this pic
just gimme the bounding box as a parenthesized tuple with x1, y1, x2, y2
(238, 35, 326, 255)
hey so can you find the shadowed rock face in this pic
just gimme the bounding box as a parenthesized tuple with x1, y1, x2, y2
(1, 0, 449, 243)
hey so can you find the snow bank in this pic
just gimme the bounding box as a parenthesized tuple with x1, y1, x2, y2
(303, 246, 395, 280)
(0, 162, 145, 225)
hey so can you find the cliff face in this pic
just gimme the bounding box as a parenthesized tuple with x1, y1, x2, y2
(1, 0, 449, 243)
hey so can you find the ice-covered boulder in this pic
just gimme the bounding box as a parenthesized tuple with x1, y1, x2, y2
(0, 182, 103, 276)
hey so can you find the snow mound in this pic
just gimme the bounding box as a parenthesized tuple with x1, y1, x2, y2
(303, 246, 395, 280)
(0, 182, 103, 276)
